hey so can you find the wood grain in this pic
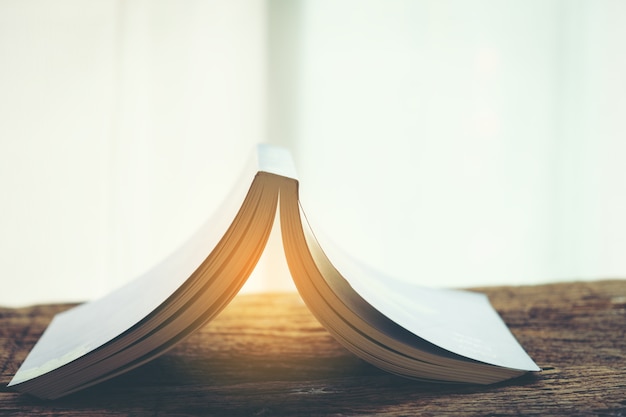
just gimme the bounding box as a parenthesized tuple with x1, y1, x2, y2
(1, 280, 625, 416)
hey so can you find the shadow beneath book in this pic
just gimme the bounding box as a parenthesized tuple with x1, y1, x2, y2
(12, 343, 541, 416)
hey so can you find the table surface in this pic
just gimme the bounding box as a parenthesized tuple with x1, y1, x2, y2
(1, 280, 625, 416)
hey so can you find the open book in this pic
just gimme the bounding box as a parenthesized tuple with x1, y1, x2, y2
(8, 144, 539, 399)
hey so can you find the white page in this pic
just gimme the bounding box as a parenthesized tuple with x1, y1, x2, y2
(9, 148, 262, 385)
(302, 211, 539, 372)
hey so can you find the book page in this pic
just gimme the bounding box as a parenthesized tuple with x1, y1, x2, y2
(10, 148, 263, 385)
(301, 210, 539, 372)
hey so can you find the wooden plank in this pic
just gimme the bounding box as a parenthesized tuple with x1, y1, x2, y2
(1, 280, 625, 416)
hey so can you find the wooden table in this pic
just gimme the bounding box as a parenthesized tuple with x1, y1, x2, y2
(1, 280, 625, 416)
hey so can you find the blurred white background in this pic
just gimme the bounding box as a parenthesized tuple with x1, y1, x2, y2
(1, 0, 625, 307)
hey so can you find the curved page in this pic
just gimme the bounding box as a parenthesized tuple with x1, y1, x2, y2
(299, 208, 539, 372)
(9, 148, 264, 386)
